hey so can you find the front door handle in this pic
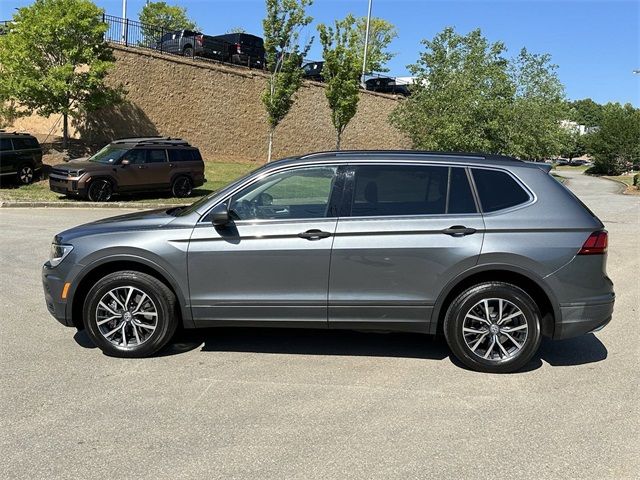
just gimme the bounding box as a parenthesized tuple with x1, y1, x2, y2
(298, 229, 331, 240)
(442, 225, 477, 237)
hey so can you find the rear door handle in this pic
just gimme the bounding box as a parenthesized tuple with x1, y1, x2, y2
(442, 225, 477, 237)
(298, 229, 331, 240)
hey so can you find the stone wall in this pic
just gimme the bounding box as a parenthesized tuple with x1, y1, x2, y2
(12, 45, 410, 162)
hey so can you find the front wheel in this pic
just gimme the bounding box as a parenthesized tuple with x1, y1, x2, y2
(83, 271, 178, 357)
(444, 282, 542, 373)
(87, 179, 113, 202)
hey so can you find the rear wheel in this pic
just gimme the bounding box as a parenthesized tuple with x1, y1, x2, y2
(183, 46, 193, 57)
(171, 176, 193, 198)
(444, 282, 542, 373)
(17, 164, 35, 185)
(87, 179, 113, 202)
(83, 271, 178, 357)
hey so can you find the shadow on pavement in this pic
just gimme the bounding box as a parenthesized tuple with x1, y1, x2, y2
(75, 325, 608, 371)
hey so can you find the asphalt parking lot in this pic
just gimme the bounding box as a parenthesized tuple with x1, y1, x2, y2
(1, 171, 638, 480)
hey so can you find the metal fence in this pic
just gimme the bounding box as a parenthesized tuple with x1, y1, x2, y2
(103, 14, 265, 70)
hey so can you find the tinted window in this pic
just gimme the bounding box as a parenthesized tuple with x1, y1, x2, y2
(448, 168, 477, 214)
(12, 137, 38, 150)
(351, 165, 448, 216)
(229, 166, 337, 220)
(168, 149, 196, 162)
(0, 138, 12, 151)
(145, 149, 167, 164)
(472, 168, 530, 212)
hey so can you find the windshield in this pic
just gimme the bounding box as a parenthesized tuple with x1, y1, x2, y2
(88, 146, 128, 164)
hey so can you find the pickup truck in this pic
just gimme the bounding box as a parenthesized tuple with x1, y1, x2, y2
(155, 30, 265, 69)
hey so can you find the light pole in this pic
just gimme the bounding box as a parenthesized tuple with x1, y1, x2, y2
(121, 0, 127, 43)
(361, 0, 373, 87)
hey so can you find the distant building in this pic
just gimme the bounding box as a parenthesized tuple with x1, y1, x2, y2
(560, 120, 599, 135)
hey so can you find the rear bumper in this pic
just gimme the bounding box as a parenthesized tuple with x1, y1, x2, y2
(554, 297, 615, 339)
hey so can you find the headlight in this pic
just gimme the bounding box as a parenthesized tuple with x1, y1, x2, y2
(70, 170, 84, 177)
(49, 244, 73, 267)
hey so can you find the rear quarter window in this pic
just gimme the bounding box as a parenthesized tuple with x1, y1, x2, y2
(169, 149, 200, 162)
(11, 137, 39, 150)
(472, 168, 530, 212)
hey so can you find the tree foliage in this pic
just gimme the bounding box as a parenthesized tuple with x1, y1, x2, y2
(391, 28, 513, 153)
(318, 15, 362, 150)
(139, 1, 197, 42)
(507, 48, 567, 160)
(586, 103, 640, 175)
(355, 16, 397, 73)
(262, 0, 313, 162)
(566, 98, 604, 127)
(0, 0, 121, 148)
(391, 27, 568, 160)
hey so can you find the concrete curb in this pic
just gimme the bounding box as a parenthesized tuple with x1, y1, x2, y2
(0, 200, 178, 209)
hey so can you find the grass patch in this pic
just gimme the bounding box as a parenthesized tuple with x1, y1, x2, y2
(0, 161, 258, 205)
(603, 175, 634, 187)
(554, 164, 590, 172)
(551, 173, 567, 184)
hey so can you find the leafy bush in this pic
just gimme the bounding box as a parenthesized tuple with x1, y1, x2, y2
(634, 173, 639, 188)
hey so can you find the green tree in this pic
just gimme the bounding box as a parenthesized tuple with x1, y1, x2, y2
(560, 128, 588, 162)
(0, 0, 121, 149)
(587, 103, 640, 175)
(226, 27, 247, 34)
(139, 1, 197, 44)
(391, 27, 513, 153)
(262, 0, 313, 162)
(318, 15, 362, 150)
(507, 48, 567, 160)
(355, 17, 397, 73)
(567, 98, 604, 127)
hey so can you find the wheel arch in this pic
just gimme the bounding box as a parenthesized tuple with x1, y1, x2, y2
(69, 256, 192, 330)
(432, 264, 558, 338)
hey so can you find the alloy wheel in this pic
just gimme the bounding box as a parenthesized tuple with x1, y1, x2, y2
(462, 297, 529, 361)
(19, 166, 34, 184)
(173, 177, 192, 197)
(95, 286, 158, 347)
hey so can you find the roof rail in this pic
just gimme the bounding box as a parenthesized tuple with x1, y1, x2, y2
(298, 150, 523, 163)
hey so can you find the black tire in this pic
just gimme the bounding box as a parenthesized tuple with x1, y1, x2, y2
(83, 271, 178, 358)
(444, 282, 542, 373)
(171, 175, 193, 198)
(183, 46, 193, 57)
(17, 164, 35, 185)
(87, 179, 113, 202)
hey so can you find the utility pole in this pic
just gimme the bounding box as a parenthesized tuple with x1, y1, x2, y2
(361, 0, 373, 87)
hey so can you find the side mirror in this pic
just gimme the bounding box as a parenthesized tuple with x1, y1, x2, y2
(120, 159, 130, 166)
(210, 203, 230, 226)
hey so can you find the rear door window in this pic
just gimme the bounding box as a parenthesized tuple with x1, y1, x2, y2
(471, 168, 530, 212)
(350, 165, 449, 216)
(448, 168, 477, 214)
(145, 149, 167, 164)
(11, 137, 37, 150)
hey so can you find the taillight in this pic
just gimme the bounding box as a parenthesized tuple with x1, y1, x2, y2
(235, 43, 242, 54)
(578, 230, 608, 255)
(196, 35, 203, 46)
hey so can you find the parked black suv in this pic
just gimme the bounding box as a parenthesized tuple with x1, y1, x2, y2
(0, 131, 44, 185)
(365, 77, 411, 96)
(48, 137, 205, 202)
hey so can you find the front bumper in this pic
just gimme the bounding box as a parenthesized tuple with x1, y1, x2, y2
(555, 297, 615, 339)
(49, 174, 86, 196)
(42, 263, 73, 327)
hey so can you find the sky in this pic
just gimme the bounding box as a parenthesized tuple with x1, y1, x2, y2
(2, 0, 639, 106)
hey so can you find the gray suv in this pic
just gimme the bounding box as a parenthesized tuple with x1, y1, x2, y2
(42, 151, 615, 373)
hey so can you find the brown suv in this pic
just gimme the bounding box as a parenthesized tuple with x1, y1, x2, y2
(49, 137, 205, 202)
